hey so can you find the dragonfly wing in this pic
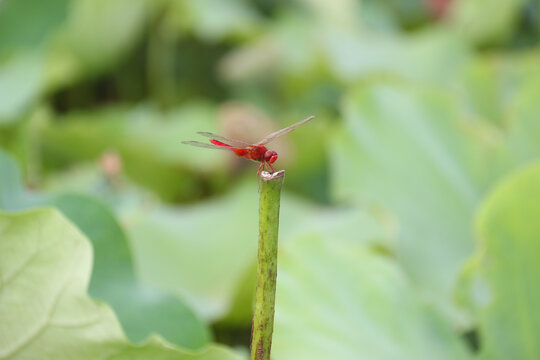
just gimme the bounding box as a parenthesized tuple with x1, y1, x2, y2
(181, 141, 234, 150)
(255, 115, 315, 145)
(196, 132, 251, 147)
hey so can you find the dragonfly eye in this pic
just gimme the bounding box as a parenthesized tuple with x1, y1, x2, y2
(265, 150, 278, 163)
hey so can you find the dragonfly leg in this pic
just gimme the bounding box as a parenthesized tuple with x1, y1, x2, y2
(267, 162, 275, 173)
(256, 163, 264, 192)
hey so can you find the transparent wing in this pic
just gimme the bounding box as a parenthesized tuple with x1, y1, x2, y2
(255, 115, 315, 145)
(181, 141, 234, 150)
(196, 132, 251, 147)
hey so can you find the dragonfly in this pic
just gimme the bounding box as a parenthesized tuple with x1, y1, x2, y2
(182, 115, 315, 178)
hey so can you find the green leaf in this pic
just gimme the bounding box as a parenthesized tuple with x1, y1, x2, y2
(128, 181, 260, 321)
(322, 28, 469, 85)
(0, 150, 40, 210)
(41, 103, 225, 202)
(449, 0, 527, 45)
(50, 194, 211, 350)
(0, 0, 151, 120)
(0, 0, 67, 121)
(219, 14, 319, 83)
(463, 162, 540, 359)
(507, 65, 540, 164)
(0, 149, 211, 349)
(128, 179, 387, 322)
(0, 53, 42, 122)
(0, 209, 241, 360)
(171, 0, 260, 41)
(220, 12, 469, 87)
(330, 83, 494, 323)
(45, 0, 151, 88)
(0, 0, 69, 57)
(272, 235, 473, 360)
(458, 50, 540, 128)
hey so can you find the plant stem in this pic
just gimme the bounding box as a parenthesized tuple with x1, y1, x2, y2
(251, 170, 285, 360)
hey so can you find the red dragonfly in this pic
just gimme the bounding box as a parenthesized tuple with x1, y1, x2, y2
(182, 115, 315, 177)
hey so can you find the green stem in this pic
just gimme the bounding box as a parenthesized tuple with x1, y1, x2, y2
(251, 170, 285, 360)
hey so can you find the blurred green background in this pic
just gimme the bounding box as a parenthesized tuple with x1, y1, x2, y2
(1, 0, 540, 359)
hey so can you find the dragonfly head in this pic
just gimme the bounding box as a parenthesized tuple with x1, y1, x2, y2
(264, 150, 278, 164)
